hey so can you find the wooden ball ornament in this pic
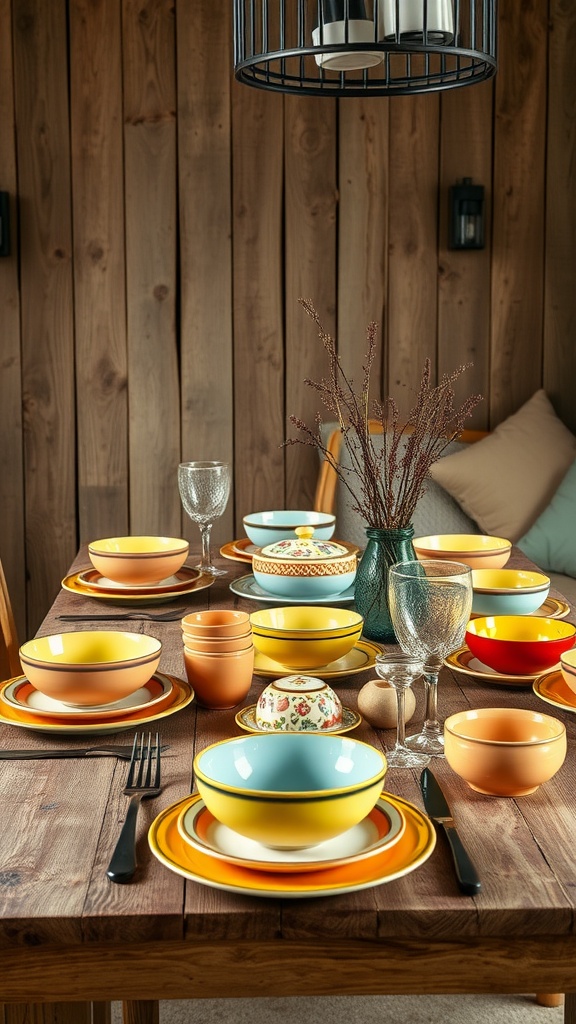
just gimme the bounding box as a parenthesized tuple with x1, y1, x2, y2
(357, 678, 416, 729)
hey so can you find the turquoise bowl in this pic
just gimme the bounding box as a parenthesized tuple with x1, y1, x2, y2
(243, 510, 335, 547)
(193, 733, 387, 849)
(471, 568, 550, 617)
(252, 567, 356, 599)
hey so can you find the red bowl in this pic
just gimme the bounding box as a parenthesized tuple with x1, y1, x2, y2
(465, 615, 576, 676)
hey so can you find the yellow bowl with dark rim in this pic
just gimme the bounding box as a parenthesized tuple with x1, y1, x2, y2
(249, 606, 364, 670)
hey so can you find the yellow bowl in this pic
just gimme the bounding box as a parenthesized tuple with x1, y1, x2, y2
(444, 707, 567, 796)
(193, 733, 387, 848)
(19, 631, 162, 706)
(465, 615, 576, 675)
(249, 606, 364, 670)
(413, 534, 512, 569)
(88, 536, 189, 585)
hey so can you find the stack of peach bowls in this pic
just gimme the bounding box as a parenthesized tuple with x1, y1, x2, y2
(182, 610, 254, 710)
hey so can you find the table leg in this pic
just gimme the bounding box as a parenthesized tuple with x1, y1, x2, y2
(565, 994, 576, 1024)
(122, 1001, 159, 1024)
(1, 1004, 92, 1023)
(92, 1003, 112, 1024)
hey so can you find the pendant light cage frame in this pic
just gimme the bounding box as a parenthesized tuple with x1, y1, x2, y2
(233, 0, 497, 96)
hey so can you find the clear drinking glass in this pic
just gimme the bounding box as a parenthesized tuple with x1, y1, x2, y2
(374, 652, 428, 769)
(178, 461, 231, 576)
(388, 559, 473, 757)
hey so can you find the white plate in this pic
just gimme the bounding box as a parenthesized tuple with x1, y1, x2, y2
(229, 573, 355, 605)
(176, 794, 406, 873)
(0, 674, 174, 720)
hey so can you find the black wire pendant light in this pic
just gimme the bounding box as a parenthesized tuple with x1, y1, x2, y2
(233, 0, 497, 96)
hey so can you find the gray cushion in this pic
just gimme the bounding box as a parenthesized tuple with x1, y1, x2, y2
(319, 425, 479, 548)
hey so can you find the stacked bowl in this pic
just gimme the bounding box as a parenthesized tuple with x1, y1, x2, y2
(182, 610, 254, 709)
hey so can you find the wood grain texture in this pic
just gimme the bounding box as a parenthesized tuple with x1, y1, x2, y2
(284, 96, 337, 510)
(232, 82, 284, 522)
(543, 0, 576, 433)
(1, 5, 576, 639)
(121, 1002, 158, 1024)
(69, 0, 129, 545)
(490, 0, 548, 423)
(0, 0, 25, 639)
(13, 0, 77, 634)
(176, 0, 234, 549)
(387, 95, 440, 418)
(338, 99, 388, 403)
(2, 1004, 91, 1023)
(438, 81, 493, 429)
(123, 0, 180, 538)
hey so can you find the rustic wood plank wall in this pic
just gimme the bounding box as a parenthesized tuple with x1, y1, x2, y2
(0, 0, 575, 638)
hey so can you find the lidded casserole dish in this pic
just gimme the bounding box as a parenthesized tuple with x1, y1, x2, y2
(252, 526, 357, 598)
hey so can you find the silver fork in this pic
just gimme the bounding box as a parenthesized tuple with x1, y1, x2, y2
(106, 732, 162, 884)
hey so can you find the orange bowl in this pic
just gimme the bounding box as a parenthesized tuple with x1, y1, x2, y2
(560, 649, 576, 696)
(465, 616, 576, 676)
(19, 631, 162, 706)
(413, 534, 512, 569)
(444, 707, 567, 796)
(181, 610, 250, 638)
(88, 536, 189, 585)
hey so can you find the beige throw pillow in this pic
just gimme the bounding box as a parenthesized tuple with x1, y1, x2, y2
(428, 390, 576, 542)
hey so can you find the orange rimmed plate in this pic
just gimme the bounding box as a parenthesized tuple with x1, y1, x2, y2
(533, 669, 576, 713)
(0, 673, 194, 735)
(62, 568, 213, 605)
(0, 673, 175, 722)
(149, 791, 435, 898)
(221, 538, 360, 565)
(445, 645, 551, 687)
(176, 793, 406, 874)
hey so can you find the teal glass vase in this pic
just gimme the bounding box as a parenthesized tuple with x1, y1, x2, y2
(354, 526, 416, 643)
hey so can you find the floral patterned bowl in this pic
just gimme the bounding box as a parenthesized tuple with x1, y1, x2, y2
(252, 527, 357, 599)
(256, 675, 343, 732)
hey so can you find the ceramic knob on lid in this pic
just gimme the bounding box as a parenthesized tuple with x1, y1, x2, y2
(256, 674, 343, 732)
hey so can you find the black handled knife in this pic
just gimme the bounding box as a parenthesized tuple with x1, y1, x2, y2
(420, 767, 482, 896)
(0, 745, 169, 761)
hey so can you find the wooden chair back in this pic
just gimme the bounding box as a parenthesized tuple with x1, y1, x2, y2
(0, 557, 21, 679)
(313, 420, 489, 515)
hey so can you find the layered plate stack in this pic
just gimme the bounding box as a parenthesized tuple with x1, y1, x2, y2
(0, 672, 194, 736)
(148, 790, 436, 899)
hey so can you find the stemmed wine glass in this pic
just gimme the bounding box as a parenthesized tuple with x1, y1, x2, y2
(374, 652, 428, 769)
(388, 559, 473, 757)
(178, 461, 231, 576)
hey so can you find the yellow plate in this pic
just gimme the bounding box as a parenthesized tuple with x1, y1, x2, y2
(62, 568, 213, 605)
(533, 669, 576, 713)
(253, 639, 381, 680)
(235, 703, 362, 735)
(148, 791, 435, 898)
(0, 674, 194, 735)
(444, 645, 550, 687)
(175, 793, 406, 874)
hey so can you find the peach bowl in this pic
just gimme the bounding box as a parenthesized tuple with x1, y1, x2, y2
(88, 536, 189, 585)
(465, 615, 576, 676)
(183, 646, 254, 709)
(181, 610, 250, 638)
(182, 632, 253, 654)
(413, 534, 512, 570)
(560, 649, 576, 696)
(444, 707, 567, 796)
(19, 631, 162, 707)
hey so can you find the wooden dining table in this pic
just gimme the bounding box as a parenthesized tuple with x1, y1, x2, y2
(1, 546, 576, 1024)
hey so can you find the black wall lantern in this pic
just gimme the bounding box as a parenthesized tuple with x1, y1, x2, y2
(449, 178, 485, 250)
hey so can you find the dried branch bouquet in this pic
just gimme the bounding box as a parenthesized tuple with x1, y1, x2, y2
(287, 299, 483, 530)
